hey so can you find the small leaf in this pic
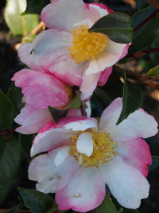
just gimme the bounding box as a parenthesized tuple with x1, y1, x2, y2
(19, 134, 34, 161)
(149, 156, 159, 169)
(0, 179, 17, 204)
(2, 198, 24, 212)
(147, 65, 159, 76)
(18, 187, 56, 213)
(0, 136, 21, 183)
(132, 6, 156, 29)
(24, 0, 50, 14)
(116, 72, 143, 125)
(4, 0, 39, 35)
(0, 90, 14, 128)
(129, 17, 159, 54)
(89, 12, 133, 43)
(147, 0, 159, 8)
(7, 83, 24, 116)
(96, 196, 118, 213)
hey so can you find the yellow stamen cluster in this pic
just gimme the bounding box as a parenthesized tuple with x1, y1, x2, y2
(69, 131, 118, 168)
(68, 25, 108, 64)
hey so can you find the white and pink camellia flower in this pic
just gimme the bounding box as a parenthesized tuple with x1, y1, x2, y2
(18, 0, 129, 100)
(28, 98, 158, 212)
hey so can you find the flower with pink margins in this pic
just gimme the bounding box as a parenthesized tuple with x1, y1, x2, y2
(18, 0, 130, 100)
(28, 98, 158, 212)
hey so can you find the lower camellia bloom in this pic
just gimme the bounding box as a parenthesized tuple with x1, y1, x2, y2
(28, 98, 158, 212)
(18, 0, 129, 100)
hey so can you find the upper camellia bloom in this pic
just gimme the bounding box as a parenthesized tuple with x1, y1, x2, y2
(18, 0, 129, 100)
(28, 98, 158, 212)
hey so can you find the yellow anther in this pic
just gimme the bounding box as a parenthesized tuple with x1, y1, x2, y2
(69, 131, 118, 168)
(68, 25, 108, 64)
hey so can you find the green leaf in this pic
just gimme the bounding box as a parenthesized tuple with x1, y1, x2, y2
(147, 0, 159, 8)
(116, 72, 143, 125)
(4, 0, 39, 35)
(149, 156, 159, 169)
(24, 0, 50, 14)
(94, 87, 112, 107)
(132, 6, 156, 29)
(7, 83, 24, 116)
(18, 187, 56, 213)
(96, 196, 118, 213)
(89, 12, 133, 43)
(0, 179, 17, 204)
(0, 90, 14, 129)
(147, 65, 159, 76)
(2, 198, 24, 212)
(135, 0, 148, 9)
(129, 17, 159, 54)
(19, 134, 34, 161)
(0, 136, 21, 183)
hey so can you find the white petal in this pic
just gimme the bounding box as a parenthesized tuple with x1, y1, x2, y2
(54, 147, 70, 167)
(76, 133, 93, 157)
(100, 156, 150, 209)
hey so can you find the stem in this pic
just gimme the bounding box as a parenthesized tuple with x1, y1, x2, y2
(127, 46, 159, 57)
(133, 9, 159, 32)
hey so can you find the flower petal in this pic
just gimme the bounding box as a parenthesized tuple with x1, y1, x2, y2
(56, 167, 105, 212)
(41, 0, 88, 32)
(54, 147, 70, 167)
(99, 98, 158, 142)
(100, 156, 150, 209)
(98, 67, 112, 86)
(12, 69, 69, 108)
(29, 149, 79, 193)
(116, 138, 152, 177)
(31, 128, 78, 157)
(76, 133, 93, 157)
(15, 105, 52, 134)
(57, 116, 98, 131)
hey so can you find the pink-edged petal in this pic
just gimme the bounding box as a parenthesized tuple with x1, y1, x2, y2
(119, 43, 130, 60)
(86, 4, 109, 23)
(57, 116, 98, 131)
(41, 0, 88, 32)
(116, 138, 152, 177)
(56, 167, 105, 212)
(98, 67, 112, 86)
(18, 29, 72, 71)
(42, 51, 84, 86)
(100, 156, 150, 209)
(76, 133, 93, 157)
(99, 98, 158, 143)
(29, 148, 79, 193)
(15, 105, 52, 134)
(80, 71, 101, 100)
(88, 3, 113, 12)
(12, 69, 69, 108)
(31, 128, 78, 157)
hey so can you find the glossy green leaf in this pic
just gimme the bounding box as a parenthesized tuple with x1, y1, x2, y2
(3, 198, 24, 212)
(147, 0, 159, 8)
(0, 90, 14, 128)
(18, 187, 56, 213)
(7, 83, 24, 116)
(116, 72, 143, 125)
(89, 12, 133, 43)
(4, 0, 39, 35)
(94, 87, 112, 107)
(149, 156, 159, 169)
(132, 6, 156, 29)
(147, 65, 159, 76)
(0, 136, 21, 183)
(19, 134, 34, 161)
(24, 0, 50, 14)
(129, 17, 159, 54)
(96, 196, 118, 213)
(135, 0, 148, 9)
(0, 179, 16, 204)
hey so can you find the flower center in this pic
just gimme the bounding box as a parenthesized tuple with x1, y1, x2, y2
(69, 131, 118, 168)
(68, 25, 108, 64)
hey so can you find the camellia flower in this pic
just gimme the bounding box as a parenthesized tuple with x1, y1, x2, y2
(28, 98, 158, 212)
(18, 0, 129, 100)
